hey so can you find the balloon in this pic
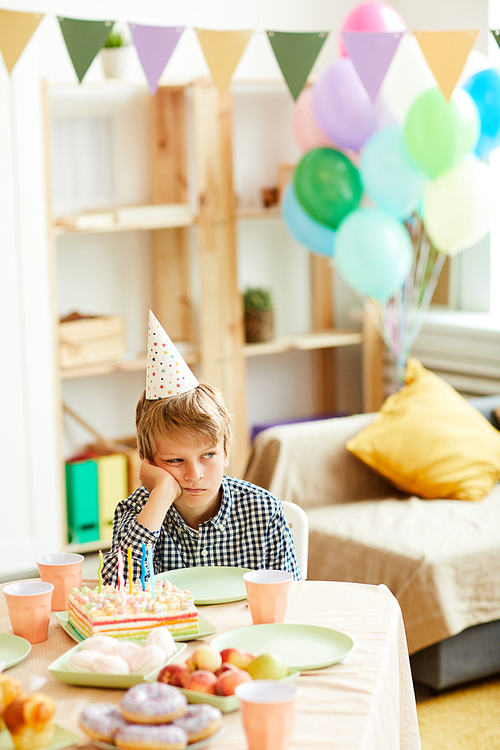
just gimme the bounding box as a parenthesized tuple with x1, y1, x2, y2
(339, 1, 407, 58)
(404, 87, 479, 177)
(381, 34, 435, 123)
(294, 148, 362, 229)
(282, 184, 336, 257)
(422, 156, 496, 255)
(336, 208, 413, 300)
(360, 126, 428, 220)
(313, 58, 388, 152)
(463, 69, 500, 158)
(292, 87, 336, 153)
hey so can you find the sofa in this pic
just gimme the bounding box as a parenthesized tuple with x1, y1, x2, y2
(244, 388, 500, 691)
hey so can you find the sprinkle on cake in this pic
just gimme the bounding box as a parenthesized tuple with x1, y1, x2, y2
(68, 581, 198, 640)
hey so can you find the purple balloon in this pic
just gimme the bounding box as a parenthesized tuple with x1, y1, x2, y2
(313, 58, 387, 151)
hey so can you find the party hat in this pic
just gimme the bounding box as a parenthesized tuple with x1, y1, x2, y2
(146, 310, 199, 400)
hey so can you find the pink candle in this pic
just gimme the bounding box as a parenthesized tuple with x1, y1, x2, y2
(116, 549, 126, 605)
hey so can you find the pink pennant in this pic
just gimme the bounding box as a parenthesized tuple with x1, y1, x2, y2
(341, 31, 404, 102)
(129, 24, 185, 95)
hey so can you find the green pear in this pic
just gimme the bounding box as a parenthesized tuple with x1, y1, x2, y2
(247, 652, 287, 680)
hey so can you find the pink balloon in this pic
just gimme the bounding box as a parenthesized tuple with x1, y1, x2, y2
(292, 87, 336, 152)
(339, 1, 407, 57)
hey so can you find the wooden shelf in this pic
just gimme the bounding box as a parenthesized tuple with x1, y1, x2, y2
(244, 330, 363, 357)
(53, 203, 195, 234)
(236, 206, 281, 220)
(60, 350, 199, 380)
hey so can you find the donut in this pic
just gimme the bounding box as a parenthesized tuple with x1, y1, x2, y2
(129, 645, 166, 676)
(173, 704, 222, 743)
(79, 703, 128, 742)
(120, 683, 187, 724)
(115, 722, 188, 750)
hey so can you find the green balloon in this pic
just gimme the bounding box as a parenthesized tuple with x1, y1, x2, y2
(294, 148, 363, 229)
(404, 88, 479, 178)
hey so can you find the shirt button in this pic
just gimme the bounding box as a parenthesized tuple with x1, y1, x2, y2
(201, 549, 208, 557)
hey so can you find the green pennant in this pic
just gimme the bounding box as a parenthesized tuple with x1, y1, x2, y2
(267, 31, 329, 100)
(491, 29, 500, 50)
(58, 17, 114, 82)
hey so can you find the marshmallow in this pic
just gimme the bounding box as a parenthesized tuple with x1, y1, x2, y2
(67, 649, 102, 672)
(113, 640, 143, 666)
(81, 635, 117, 654)
(145, 627, 177, 659)
(93, 654, 130, 675)
(129, 645, 166, 675)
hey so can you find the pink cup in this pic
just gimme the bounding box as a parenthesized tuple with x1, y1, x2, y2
(3, 581, 54, 644)
(243, 570, 293, 624)
(37, 553, 84, 611)
(235, 680, 300, 750)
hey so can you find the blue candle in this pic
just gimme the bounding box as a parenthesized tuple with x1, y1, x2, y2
(148, 546, 155, 601)
(140, 542, 147, 591)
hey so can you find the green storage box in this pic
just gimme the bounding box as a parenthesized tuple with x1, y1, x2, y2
(65, 458, 99, 544)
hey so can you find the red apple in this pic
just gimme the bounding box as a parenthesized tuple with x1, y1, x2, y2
(183, 669, 218, 694)
(219, 647, 255, 670)
(157, 661, 191, 687)
(215, 668, 252, 696)
(186, 645, 222, 673)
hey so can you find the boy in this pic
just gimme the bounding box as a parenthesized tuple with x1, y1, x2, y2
(102, 311, 300, 585)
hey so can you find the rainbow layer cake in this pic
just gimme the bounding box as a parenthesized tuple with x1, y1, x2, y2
(68, 581, 198, 639)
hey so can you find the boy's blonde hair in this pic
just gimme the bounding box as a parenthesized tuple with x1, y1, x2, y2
(135, 382, 232, 461)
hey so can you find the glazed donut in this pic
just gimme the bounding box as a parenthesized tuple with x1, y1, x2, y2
(115, 722, 188, 750)
(173, 704, 223, 743)
(79, 703, 128, 743)
(120, 683, 187, 724)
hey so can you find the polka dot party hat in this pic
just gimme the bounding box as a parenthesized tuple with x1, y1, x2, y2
(146, 310, 199, 400)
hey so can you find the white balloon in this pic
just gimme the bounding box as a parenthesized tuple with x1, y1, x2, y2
(423, 156, 496, 254)
(381, 33, 435, 124)
(459, 49, 490, 85)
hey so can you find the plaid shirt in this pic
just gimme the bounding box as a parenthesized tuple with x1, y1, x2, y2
(102, 476, 301, 585)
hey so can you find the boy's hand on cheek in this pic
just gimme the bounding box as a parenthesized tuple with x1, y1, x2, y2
(140, 459, 181, 500)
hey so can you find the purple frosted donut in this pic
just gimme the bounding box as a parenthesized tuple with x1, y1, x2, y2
(115, 723, 188, 750)
(79, 703, 128, 742)
(173, 704, 223, 743)
(120, 683, 187, 724)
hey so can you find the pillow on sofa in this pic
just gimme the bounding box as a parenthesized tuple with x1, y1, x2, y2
(346, 358, 500, 501)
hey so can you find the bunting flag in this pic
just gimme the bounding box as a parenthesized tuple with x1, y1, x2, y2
(414, 29, 479, 101)
(58, 17, 114, 83)
(341, 31, 403, 103)
(0, 9, 43, 74)
(129, 24, 185, 96)
(195, 29, 252, 97)
(491, 29, 500, 51)
(266, 31, 328, 100)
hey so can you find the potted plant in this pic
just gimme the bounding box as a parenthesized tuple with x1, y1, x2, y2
(243, 286, 274, 343)
(101, 27, 130, 79)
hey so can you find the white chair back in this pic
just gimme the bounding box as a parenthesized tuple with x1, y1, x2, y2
(281, 500, 309, 580)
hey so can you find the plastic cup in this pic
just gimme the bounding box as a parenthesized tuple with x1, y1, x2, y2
(36, 553, 84, 611)
(3, 581, 54, 644)
(243, 570, 293, 624)
(235, 680, 300, 750)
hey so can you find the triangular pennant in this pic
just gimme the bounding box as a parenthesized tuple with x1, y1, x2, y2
(58, 17, 114, 83)
(195, 29, 253, 97)
(414, 29, 479, 101)
(491, 29, 500, 51)
(129, 24, 185, 95)
(0, 9, 43, 74)
(147, 310, 199, 400)
(341, 31, 403, 102)
(267, 31, 329, 101)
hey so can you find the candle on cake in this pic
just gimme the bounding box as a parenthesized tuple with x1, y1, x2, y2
(97, 550, 103, 593)
(148, 545, 155, 601)
(127, 546, 133, 594)
(140, 542, 147, 591)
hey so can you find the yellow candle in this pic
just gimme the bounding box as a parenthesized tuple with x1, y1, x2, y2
(127, 546, 133, 594)
(97, 550, 103, 593)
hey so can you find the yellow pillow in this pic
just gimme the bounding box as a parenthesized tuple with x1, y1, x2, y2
(346, 359, 500, 501)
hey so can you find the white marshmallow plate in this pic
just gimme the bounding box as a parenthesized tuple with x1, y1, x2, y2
(87, 726, 225, 750)
(48, 641, 187, 688)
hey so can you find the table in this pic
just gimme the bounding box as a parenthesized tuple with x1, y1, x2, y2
(0, 579, 421, 750)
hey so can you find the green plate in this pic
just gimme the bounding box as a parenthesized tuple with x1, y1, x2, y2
(144, 668, 300, 713)
(88, 726, 225, 750)
(0, 725, 81, 750)
(55, 611, 217, 644)
(48, 640, 187, 688)
(0, 633, 31, 670)
(156, 566, 251, 605)
(211, 624, 355, 670)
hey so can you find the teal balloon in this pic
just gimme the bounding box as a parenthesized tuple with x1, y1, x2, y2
(294, 147, 362, 229)
(336, 208, 413, 300)
(463, 68, 500, 158)
(360, 126, 427, 220)
(282, 184, 336, 257)
(404, 87, 479, 177)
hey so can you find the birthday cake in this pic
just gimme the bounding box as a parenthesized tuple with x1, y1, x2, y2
(68, 581, 199, 640)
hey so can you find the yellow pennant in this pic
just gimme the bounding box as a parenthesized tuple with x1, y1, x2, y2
(0, 9, 43, 74)
(195, 29, 253, 97)
(413, 29, 479, 101)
